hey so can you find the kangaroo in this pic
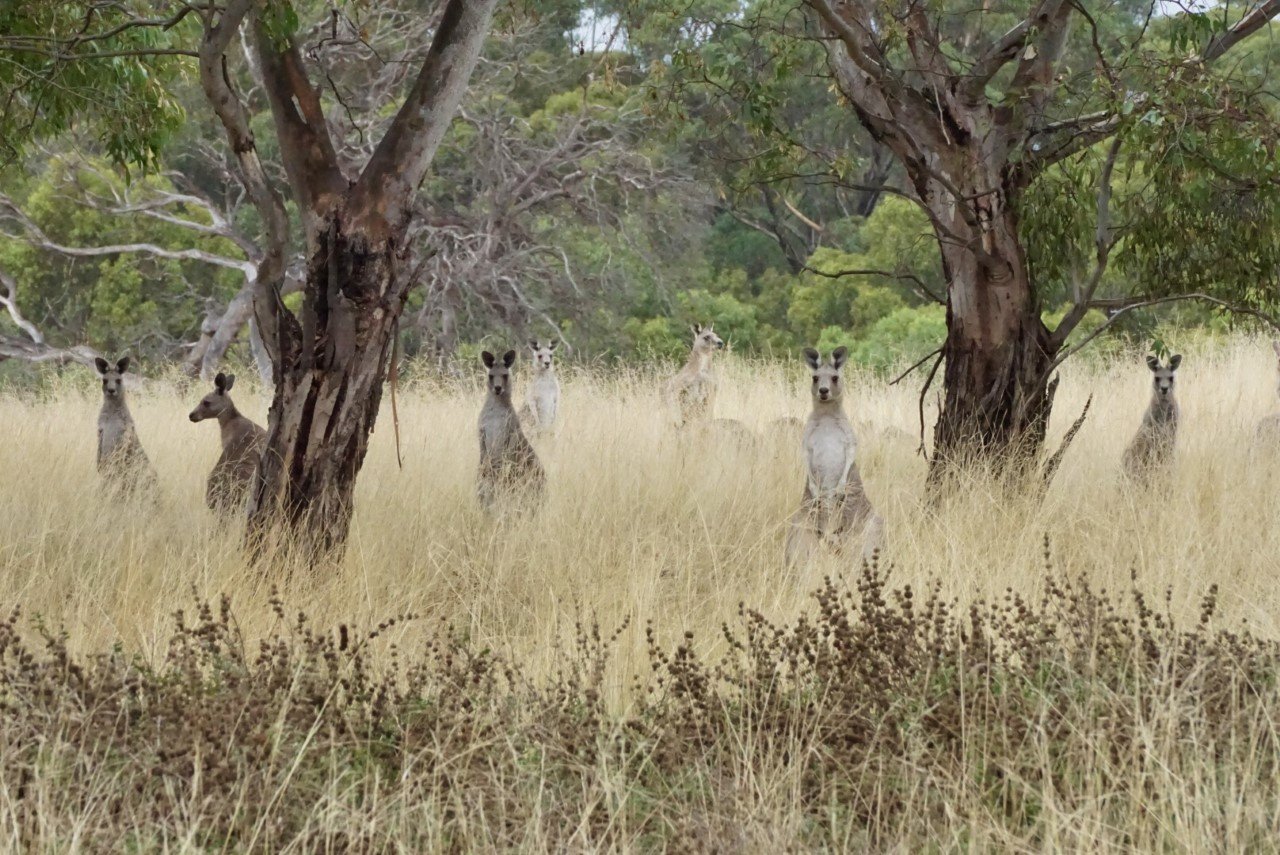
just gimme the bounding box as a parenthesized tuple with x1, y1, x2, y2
(1256, 341, 1280, 445)
(477, 349, 545, 511)
(518, 339, 560, 435)
(189, 372, 267, 515)
(94, 356, 157, 496)
(1122, 354, 1182, 483)
(785, 347, 883, 566)
(663, 323, 724, 426)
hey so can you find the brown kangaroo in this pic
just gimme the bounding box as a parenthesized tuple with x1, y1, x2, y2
(189, 372, 266, 515)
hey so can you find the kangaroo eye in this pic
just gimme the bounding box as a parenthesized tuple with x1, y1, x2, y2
(831, 376, 839, 384)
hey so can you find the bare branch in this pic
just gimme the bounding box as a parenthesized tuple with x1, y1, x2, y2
(1048, 293, 1280, 376)
(1049, 135, 1123, 348)
(0, 266, 98, 367)
(351, 0, 500, 229)
(802, 263, 945, 305)
(964, 1, 1065, 101)
(1203, 0, 1280, 63)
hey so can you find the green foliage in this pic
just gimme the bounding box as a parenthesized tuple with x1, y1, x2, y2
(0, 158, 241, 356)
(0, 2, 189, 171)
(850, 305, 948, 374)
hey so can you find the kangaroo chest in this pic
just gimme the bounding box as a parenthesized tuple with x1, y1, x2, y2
(480, 406, 515, 455)
(99, 412, 131, 457)
(805, 418, 854, 495)
(529, 374, 559, 420)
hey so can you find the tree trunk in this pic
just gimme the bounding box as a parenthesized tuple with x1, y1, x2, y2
(246, 209, 409, 556)
(926, 175, 1058, 476)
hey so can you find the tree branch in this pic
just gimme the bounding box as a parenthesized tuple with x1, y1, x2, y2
(249, 16, 346, 242)
(1049, 135, 1123, 348)
(1203, 0, 1280, 63)
(802, 264, 945, 305)
(350, 0, 500, 230)
(1047, 292, 1280, 379)
(0, 266, 98, 367)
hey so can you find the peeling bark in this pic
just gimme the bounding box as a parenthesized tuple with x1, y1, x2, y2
(247, 212, 408, 553)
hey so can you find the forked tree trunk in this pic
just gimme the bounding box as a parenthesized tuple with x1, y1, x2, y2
(247, 209, 408, 554)
(924, 175, 1059, 477)
(205, 0, 499, 558)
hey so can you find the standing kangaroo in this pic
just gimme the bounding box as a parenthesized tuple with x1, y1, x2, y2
(477, 349, 545, 511)
(518, 340, 560, 435)
(663, 323, 724, 426)
(785, 347, 883, 566)
(94, 356, 157, 495)
(1122, 354, 1182, 483)
(189, 372, 267, 515)
(1256, 341, 1280, 445)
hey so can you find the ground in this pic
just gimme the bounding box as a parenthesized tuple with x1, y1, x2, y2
(1, 337, 1279, 849)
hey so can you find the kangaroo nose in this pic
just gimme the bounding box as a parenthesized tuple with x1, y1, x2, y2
(819, 387, 830, 396)
(189, 412, 199, 422)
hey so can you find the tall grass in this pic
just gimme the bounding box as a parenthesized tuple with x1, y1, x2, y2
(1, 336, 1280, 849)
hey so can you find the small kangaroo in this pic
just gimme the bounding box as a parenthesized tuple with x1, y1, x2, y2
(94, 356, 157, 495)
(663, 323, 724, 426)
(1256, 340, 1280, 445)
(189, 372, 267, 515)
(1122, 354, 1182, 483)
(518, 339, 560, 435)
(477, 349, 545, 511)
(784, 347, 883, 566)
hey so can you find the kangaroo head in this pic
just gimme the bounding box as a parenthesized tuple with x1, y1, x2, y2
(690, 323, 725, 354)
(528, 339, 556, 371)
(94, 356, 131, 398)
(189, 372, 237, 422)
(803, 346, 848, 404)
(482, 349, 517, 398)
(1146, 353, 1182, 399)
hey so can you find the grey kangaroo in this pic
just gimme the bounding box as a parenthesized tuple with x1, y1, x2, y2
(784, 347, 883, 566)
(95, 356, 157, 495)
(189, 372, 267, 515)
(477, 349, 545, 511)
(1122, 354, 1182, 483)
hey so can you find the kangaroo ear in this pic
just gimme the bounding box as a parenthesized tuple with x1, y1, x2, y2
(1168, 354, 1182, 371)
(1146, 355, 1161, 372)
(94, 357, 109, 375)
(481, 351, 495, 368)
(502, 349, 516, 367)
(692, 323, 702, 336)
(547, 340, 557, 351)
(529, 340, 539, 351)
(832, 346, 849, 369)
(223, 373, 236, 391)
(214, 372, 227, 391)
(116, 356, 130, 374)
(802, 348, 820, 370)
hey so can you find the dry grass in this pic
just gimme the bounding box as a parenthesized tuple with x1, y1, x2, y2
(1, 335, 1280, 850)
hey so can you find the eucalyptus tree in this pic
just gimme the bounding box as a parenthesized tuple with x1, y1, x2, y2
(638, 0, 1280, 473)
(1, 0, 500, 554)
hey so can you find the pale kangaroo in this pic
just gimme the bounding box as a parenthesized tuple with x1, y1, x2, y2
(94, 356, 157, 495)
(518, 340, 560, 435)
(1256, 340, 1280, 445)
(1122, 354, 1182, 483)
(784, 347, 883, 566)
(664, 323, 724, 426)
(189, 372, 267, 515)
(477, 349, 545, 511)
